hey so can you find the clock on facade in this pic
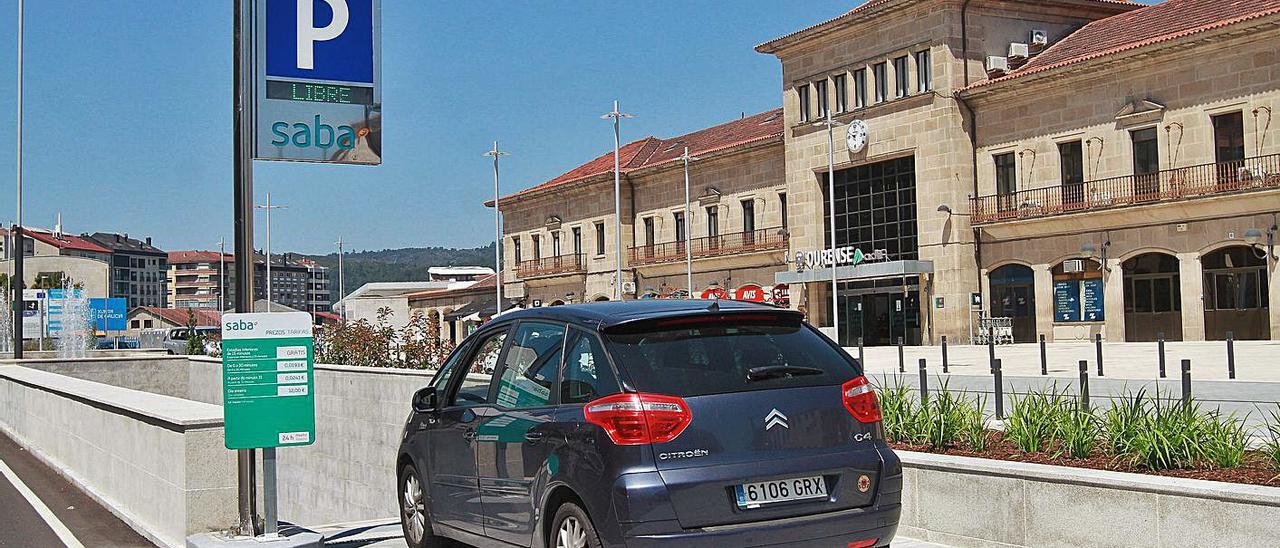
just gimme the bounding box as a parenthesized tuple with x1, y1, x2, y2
(846, 119, 868, 153)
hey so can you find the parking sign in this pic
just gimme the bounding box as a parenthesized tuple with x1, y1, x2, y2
(256, 0, 381, 164)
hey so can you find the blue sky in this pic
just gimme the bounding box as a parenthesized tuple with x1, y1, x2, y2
(0, 1, 1159, 254)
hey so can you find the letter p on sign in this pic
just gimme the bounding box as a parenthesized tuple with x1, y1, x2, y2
(296, 0, 348, 70)
(266, 0, 375, 84)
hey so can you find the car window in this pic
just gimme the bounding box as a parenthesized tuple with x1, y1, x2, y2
(431, 340, 473, 393)
(494, 322, 565, 409)
(453, 329, 508, 406)
(560, 330, 620, 405)
(604, 317, 858, 398)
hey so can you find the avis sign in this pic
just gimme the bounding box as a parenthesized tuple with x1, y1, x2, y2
(255, 0, 382, 165)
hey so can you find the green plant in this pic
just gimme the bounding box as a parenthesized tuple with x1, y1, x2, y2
(876, 376, 916, 444)
(1104, 389, 1149, 457)
(960, 393, 990, 452)
(922, 380, 968, 450)
(1056, 403, 1101, 459)
(1263, 405, 1280, 472)
(185, 310, 206, 356)
(1006, 386, 1066, 453)
(1120, 395, 1208, 470)
(1201, 411, 1248, 469)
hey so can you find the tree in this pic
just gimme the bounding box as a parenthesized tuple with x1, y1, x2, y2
(185, 310, 206, 356)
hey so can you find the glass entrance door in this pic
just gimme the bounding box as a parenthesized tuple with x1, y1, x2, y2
(837, 277, 921, 346)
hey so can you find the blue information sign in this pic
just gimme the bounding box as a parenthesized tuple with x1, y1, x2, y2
(265, 0, 375, 83)
(89, 298, 128, 331)
(1054, 280, 1081, 322)
(1082, 279, 1105, 321)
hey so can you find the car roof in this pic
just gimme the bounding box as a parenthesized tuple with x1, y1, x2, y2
(493, 300, 799, 331)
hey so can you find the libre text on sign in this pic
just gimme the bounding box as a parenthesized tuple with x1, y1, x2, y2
(222, 312, 316, 449)
(255, 0, 381, 164)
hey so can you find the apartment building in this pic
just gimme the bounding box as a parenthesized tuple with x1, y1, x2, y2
(757, 0, 1279, 344)
(87, 232, 169, 308)
(168, 251, 331, 313)
(491, 110, 790, 308)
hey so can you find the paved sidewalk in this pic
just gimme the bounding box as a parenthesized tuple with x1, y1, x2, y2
(853, 340, 1280, 382)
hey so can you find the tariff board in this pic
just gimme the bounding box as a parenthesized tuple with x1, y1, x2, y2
(221, 312, 316, 449)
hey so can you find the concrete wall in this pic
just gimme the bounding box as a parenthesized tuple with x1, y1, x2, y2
(19, 355, 195, 400)
(0, 365, 236, 548)
(898, 451, 1280, 547)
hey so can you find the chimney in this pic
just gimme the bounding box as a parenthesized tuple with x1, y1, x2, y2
(145, 237, 152, 246)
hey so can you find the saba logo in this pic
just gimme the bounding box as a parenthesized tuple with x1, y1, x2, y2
(271, 115, 359, 150)
(224, 320, 259, 332)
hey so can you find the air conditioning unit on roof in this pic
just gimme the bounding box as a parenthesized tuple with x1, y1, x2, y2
(1063, 259, 1085, 273)
(1009, 42, 1030, 61)
(986, 56, 1009, 76)
(1030, 29, 1049, 49)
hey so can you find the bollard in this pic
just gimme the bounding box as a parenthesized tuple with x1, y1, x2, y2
(898, 337, 905, 373)
(1157, 332, 1166, 379)
(1094, 333, 1104, 377)
(1078, 360, 1090, 411)
(918, 358, 929, 403)
(941, 335, 949, 374)
(993, 358, 1005, 420)
(988, 328, 997, 374)
(1181, 359, 1192, 406)
(1227, 331, 1236, 380)
(857, 336, 865, 368)
(1039, 334, 1048, 376)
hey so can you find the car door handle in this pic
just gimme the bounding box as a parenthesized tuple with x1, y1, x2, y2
(523, 432, 545, 444)
(462, 429, 477, 442)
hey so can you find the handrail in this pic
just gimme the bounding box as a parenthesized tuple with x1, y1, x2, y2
(516, 253, 585, 278)
(628, 227, 787, 266)
(970, 154, 1280, 224)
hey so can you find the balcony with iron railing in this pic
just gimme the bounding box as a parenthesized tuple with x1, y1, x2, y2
(970, 154, 1280, 225)
(628, 227, 788, 267)
(516, 253, 586, 279)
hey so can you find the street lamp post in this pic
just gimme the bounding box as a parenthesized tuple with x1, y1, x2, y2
(255, 193, 287, 313)
(218, 236, 226, 313)
(814, 110, 842, 343)
(484, 142, 509, 314)
(335, 237, 345, 322)
(680, 147, 700, 297)
(602, 101, 634, 301)
(11, 0, 24, 359)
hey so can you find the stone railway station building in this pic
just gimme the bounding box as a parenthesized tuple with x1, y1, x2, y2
(491, 0, 1280, 346)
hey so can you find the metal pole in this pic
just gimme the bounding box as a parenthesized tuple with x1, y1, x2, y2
(263, 448, 277, 536)
(232, 0, 258, 534)
(1157, 332, 1166, 378)
(825, 110, 839, 344)
(1180, 359, 1192, 406)
(857, 336, 864, 368)
(994, 358, 1005, 419)
(897, 336, 905, 373)
(219, 237, 226, 313)
(918, 358, 928, 403)
(485, 142, 509, 313)
(1226, 331, 1235, 380)
(336, 237, 345, 321)
(1094, 333, 1104, 377)
(1038, 334, 1047, 375)
(602, 101, 633, 301)
(682, 147, 695, 296)
(941, 335, 949, 374)
(1079, 360, 1090, 412)
(256, 194, 287, 313)
(11, 0, 24, 359)
(987, 325, 996, 373)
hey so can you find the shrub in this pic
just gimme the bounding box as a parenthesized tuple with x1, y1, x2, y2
(875, 376, 917, 444)
(1056, 403, 1101, 460)
(1006, 386, 1066, 453)
(1260, 405, 1280, 472)
(1201, 411, 1248, 469)
(960, 393, 990, 452)
(1120, 396, 1208, 470)
(1104, 389, 1149, 457)
(922, 381, 968, 450)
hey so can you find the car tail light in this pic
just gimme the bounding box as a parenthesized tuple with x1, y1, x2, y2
(847, 539, 879, 548)
(583, 393, 692, 445)
(842, 376, 882, 423)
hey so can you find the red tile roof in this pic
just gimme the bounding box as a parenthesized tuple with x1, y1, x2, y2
(406, 274, 498, 301)
(969, 0, 1280, 89)
(489, 109, 784, 205)
(168, 250, 238, 264)
(25, 230, 112, 254)
(756, 0, 1141, 54)
(133, 307, 223, 327)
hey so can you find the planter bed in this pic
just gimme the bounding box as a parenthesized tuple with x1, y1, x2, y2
(891, 437, 1280, 487)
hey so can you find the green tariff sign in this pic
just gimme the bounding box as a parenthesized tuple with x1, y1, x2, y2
(222, 312, 316, 449)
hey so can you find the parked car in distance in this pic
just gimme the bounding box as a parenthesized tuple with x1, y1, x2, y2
(396, 300, 901, 548)
(141, 327, 221, 355)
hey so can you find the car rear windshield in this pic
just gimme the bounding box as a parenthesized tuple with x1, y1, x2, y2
(603, 315, 859, 397)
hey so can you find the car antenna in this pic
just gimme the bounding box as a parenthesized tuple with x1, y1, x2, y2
(706, 301, 720, 313)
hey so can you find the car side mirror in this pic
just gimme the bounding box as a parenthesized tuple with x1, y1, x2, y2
(412, 387, 438, 413)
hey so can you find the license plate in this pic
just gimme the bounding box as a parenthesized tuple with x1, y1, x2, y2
(734, 475, 828, 509)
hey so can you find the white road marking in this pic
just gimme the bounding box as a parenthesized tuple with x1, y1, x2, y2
(0, 456, 86, 548)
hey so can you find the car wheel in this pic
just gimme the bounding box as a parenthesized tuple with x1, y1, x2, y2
(550, 502, 602, 548)
(399, 464, 446, 548)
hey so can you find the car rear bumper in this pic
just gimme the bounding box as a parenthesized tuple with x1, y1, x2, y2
(617, 500, 901, 548)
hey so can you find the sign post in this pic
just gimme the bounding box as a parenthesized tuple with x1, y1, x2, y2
(222, 311, 316, 536)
